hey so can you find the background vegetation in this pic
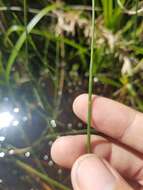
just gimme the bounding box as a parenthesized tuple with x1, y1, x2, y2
(0, 0, 142, 189)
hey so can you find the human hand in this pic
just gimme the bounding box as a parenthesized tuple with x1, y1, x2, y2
(51, 94, 143, 190)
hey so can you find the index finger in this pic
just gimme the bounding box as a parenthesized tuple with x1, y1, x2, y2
(73, 94, 143, 153)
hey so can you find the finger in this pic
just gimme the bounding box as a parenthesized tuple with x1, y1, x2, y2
(73, 94, 143, 153)
(51, 135, 143, 182)
(71, 154, 133, 190)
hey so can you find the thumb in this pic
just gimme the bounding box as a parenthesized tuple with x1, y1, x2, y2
(71, 154, 133, 190)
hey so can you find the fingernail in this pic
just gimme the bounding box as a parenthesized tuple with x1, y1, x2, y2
(72, 94, 96, 123)
(73, 94, 88, 119)
(72, 154, 116, 190)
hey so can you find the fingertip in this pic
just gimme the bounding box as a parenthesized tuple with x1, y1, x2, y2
(51, 137, 69, 166)
(51, 136, 85, 168)
(50, 137, 61, 165)
(72, 93, 88, 115)
(71, 154, 132, 190)
(71, 154, 116, 190)
(73, 94, 96, 121)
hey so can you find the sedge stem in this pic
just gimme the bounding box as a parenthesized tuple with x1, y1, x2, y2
(87, 0, 95, 153)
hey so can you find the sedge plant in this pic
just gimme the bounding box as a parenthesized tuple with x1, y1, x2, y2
(87, 0, 95, 153)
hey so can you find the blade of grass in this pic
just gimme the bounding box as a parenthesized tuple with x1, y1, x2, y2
(24, 0, 28, 66)
(0, 6, 40, 14)
(4, 25, 55, 73)
(102, 0, 113, 27)
(16, 160, 71, 190)
(87, 0, 95, 153)
(4, 25, 87, 55)
(22, 0, 49, 176)
(6, 3, 60, 83)
(134, 0, 139, 38)
(117, 0, 143, 15)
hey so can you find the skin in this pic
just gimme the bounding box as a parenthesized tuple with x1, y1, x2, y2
(51, 94, 143, 190)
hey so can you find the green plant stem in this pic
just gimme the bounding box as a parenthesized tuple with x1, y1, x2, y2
(0, 6, 40, 14)
(16, 160, 71, 190)
(87, 0, 95, 153)
(134, 0, 139, 38)
(6, 3, 60, 83)
(4, 26, 87, 55)
(6, 3, 59, 114)
(102, 0, 113, 27)
(53, 41, 65, 119)
(24, 0, 28, 66)
(0, 129, 102, 156)
(23, 0, 49, 176)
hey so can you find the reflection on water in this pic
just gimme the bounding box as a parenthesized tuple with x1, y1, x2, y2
(0, 97, 30, 145)
(0, 136, 5, 142)
(0, 152, 5, 158)
(22, 116, 28, 122)
(8, 149, 15, 155)
(50, 119, 57, 128)
(0, 97, 24, 131)
(0, 77, 88, 189)
(12, 120, 20, 127)
(24, 151, 31, 158)
(48, 160, 54, 167)
(0, 112, 14, 129)
(13, 108, 20, 113)
(43, 154, 48, 161)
